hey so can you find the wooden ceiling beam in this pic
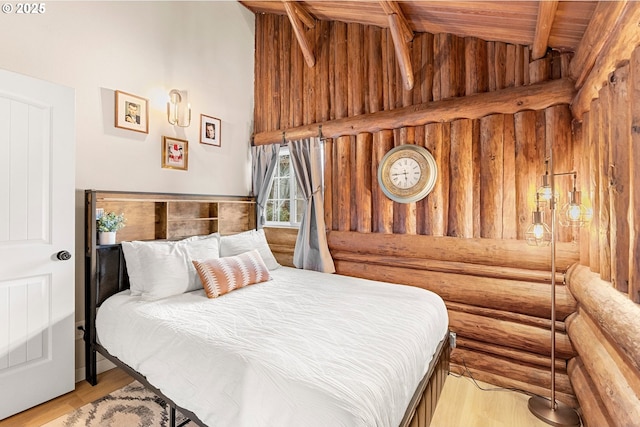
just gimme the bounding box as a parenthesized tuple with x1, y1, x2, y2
(388, 13, 414, 90)
(531, 0, 558, 60)
(569, 1, 629, 89)
(379, 1, 413, 43)
(283, 1, 315, 68)
(380, 1, 414, 90)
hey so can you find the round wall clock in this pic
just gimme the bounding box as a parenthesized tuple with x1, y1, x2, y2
(377, 144, 438, 203)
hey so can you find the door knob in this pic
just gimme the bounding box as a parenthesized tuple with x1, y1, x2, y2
(56, 250, 72, 261)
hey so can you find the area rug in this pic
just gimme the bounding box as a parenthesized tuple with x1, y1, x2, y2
(43, 381, 197, 427)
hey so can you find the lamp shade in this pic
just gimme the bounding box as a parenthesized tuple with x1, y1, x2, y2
(525, 210, 551, 246)
(559, 189, 590, 227)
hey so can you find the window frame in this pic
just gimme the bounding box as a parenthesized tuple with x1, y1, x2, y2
(264, 147, 305, 227)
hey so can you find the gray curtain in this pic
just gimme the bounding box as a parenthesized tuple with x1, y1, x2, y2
(251, 144, 280, 228)
(288, 137, 335, 273)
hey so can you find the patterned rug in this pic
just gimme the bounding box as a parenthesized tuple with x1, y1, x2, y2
(43, 381, 197, 427)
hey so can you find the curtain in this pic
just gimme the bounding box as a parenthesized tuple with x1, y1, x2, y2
(288, 137, 335, 273)
(251, 144, 280, 228)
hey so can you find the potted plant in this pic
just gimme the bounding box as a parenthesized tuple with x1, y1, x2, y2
(97, 211, 126, 245)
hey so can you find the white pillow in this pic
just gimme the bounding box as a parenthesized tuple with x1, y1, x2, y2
(219, 229, 280, 270)
(122, 236, 220, 300)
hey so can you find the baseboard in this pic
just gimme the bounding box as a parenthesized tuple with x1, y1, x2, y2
(75, 356, 116, 383)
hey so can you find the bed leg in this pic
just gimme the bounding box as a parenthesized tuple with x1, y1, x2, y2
(170, 405, 176, 427)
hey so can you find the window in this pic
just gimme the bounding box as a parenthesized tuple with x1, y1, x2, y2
(265, 148, 305, 226)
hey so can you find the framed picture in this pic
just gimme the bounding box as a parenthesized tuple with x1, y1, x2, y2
(162, 136, 188, 171)
(200, 114, 221, 147)
(115, 90, 149, 134)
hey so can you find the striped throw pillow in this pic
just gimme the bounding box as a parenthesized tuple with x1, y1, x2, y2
(192, 249, 271, 298)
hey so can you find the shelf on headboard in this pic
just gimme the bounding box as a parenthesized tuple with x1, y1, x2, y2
(85, 190, 256, 245)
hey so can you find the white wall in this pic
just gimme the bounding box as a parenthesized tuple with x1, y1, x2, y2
(0, 0, 255, 379)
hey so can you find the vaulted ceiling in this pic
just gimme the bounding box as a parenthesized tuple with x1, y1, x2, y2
(240, 1, 597, 56)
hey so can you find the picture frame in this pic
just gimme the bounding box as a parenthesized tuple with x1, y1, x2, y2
(115, 90, 149, 134)
(161, 136, 188, 171)
(200, 114, 221, 147)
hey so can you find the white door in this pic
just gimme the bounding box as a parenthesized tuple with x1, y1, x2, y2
(0, 69, 75, 419)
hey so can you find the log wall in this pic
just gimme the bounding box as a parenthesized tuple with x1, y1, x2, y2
(254, 14, 582, 407)
(565, 43, 640, 427)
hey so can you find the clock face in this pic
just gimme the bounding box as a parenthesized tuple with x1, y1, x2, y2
(389, 157, 422, 189)
(377, 145, 438, 203)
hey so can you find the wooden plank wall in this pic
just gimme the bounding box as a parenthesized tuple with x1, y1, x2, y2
(254, 15, 582, 406)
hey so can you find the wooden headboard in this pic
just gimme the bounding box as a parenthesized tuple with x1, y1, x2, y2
(84, 190, 256, 384)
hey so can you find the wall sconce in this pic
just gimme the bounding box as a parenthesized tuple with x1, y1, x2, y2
(167, 89, 191, 127)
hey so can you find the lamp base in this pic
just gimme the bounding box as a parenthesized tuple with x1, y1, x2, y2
(528, 396, 581, 427)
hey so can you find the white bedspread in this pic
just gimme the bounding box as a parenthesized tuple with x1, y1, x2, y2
(96, 267, 448, 427)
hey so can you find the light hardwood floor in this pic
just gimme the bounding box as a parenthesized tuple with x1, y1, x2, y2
(1, 369, 565, 427)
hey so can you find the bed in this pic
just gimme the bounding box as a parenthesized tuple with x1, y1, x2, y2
(84, 215, 450, 427)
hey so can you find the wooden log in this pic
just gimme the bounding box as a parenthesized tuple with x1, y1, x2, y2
(493, 42, 507, 91)
(263, 226, 297, 267)
(572, 2, 640, 120)
(372, 130, 394, 233)
(253, 78, 577, 145)
(565, 311, 640, 427)
(283, 1, 315, 68)
(529, 57, 550, 84)
(505, 44, 515, 88)
(472, 119, 481, 238)
(333, 22, 348, 120)
(588, 103, 600, 273)
(450, 346, 573, 395)
(303, 23, 317, 125)
(546, 104, 574, 244)
(355, 133, 372, 233)
(514, 44, 525, 87)
(331, 251, 565, 284)
(479, 114, 504, 239)
(579, 308, 640, 397)
(268, 14, 281, 131)
(630, 46, 640, 303)
(449, 311, 575, 360)
(347, 23, 364, 117)
(323, 138, 333, 231)
(315, 20, 330, 122)
(569, 0, 629, 88)
(448, 119, 473, 238)
(349, 136, 358, 232)
(422, 123, 447, 236)
(597, 88, 612, 281)
(450, 363, 578, 409)
(502, 114, 517, 239)
(388, 12, 414, 91)
(456, 336, 565, 371)
(567, 357, 615, 427)
(514, 110, 539, 240)
(531, 0, 558, 60)
(565, 264, 640, 373)
(335, 135, 351, 231)
(448, 302, 566, 333)
(609, 64, 630, 293)
(289, 16, 304, 128)
(464, 37, 488, 96)
(328, 230, 579, 271)
(367, 25, 383, 114)
(280, 16, 292, 129)
(333, 260, 577, 321)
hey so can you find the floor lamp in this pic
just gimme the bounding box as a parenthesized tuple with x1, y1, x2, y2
(525, 158, 587, 427)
